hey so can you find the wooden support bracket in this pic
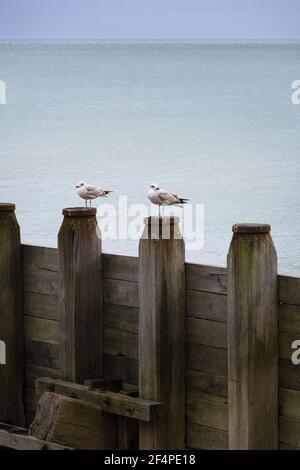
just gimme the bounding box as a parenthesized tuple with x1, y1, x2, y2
(36, 377, 161, 423)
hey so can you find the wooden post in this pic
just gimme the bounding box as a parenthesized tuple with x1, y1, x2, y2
(227, 223, 278, 449)
(58, 207, 102, 383)
(0, 203, 24, 426)
(139, 216, 185, 449)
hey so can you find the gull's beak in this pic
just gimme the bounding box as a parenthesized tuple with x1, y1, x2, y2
(75, 185, 79, 189)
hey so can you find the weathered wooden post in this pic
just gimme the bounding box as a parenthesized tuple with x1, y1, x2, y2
(0, 203, 24, 426)
(58, 207, 102, 383)
(227, 223, 278, 449)
(139, 216, 185, 449)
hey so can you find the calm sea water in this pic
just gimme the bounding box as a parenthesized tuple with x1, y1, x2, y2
(0, 41, 299, 275)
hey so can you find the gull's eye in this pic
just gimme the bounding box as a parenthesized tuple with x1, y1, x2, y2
(80, 183, 85, 187)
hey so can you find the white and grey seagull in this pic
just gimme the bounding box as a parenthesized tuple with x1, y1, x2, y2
(76, 181, 113, 208)
(148, 183, 189, 216)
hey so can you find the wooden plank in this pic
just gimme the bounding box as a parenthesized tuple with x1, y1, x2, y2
(186, 423, 228, 450)
(186, 263, 227, 294)
(103, 304, 138, 334)
(22, 245, 58, 272)
(187, 317, 227, 350)
(279, 416, 300, 448)
(279, 388, 300, 420)
(279, 359, 300, 391)
(104, 354, 138, 385)
(279, 275, 300, 306)
(0, 205, 24, 426)
(186, 393, 228, 431)
(186, 290, 227, 322)
(35, 378, 161, 422)
(0, 423, 71, 450)
(279, 442, 300, 450)
(103, 278, 138, 308)
(103, 327, 138, 360)
(139, 217, 185, 449)
(279, 303, 300, 332)
(187, 343, 228, 377)
(58, 207, 103, 383)
(23, 268, 59, 296)
(24, 292, 58, 320)
(24, 316, 59, 344)
(30, 392, 118, 450)
(186, 369, 228, 398)
(25, 340, 59, 369)
(228, 225, 278, 449)
(103, 253, 138, 282)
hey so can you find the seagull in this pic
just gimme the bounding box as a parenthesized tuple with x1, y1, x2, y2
(76, 181, 113, 208)
(148, 183, 189, 217)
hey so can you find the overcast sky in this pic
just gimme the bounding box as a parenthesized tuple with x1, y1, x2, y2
(0, 0, 299, 40)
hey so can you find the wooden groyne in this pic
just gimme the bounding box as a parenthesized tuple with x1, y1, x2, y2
(0, 204, 300, 449)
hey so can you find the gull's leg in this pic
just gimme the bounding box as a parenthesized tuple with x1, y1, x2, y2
(158, 205, 161, 218)
(85, 200, 87, 209)
(89, 200, 92, 207)
(162, 205, 164, 217)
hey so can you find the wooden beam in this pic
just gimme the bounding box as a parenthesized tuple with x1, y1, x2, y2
(0, 203, 24, 426)
(228, 223, 278, 449)
(30, 392, 117, 450)
(58, 207, 102, 382)
(36, 377, 161, 422)
(0, 422, 71, 450)
(139, 216, 185, 449)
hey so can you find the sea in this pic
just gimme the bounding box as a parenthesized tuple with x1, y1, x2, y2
(0, 41, 299, 275)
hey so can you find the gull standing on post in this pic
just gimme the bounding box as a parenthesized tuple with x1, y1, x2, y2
(76, 181, 113, 208)
(147, 183, 189, 217)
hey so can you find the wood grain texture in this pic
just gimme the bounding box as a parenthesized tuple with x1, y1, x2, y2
(186, 263, 227, 294)
(103, 253, 138, 282)
(186, 423, 228, 450)
(24, 292, 58, 320)
(0, 208, 24, 426)
(0, 422, 71, 450)
(58, 210, 102, 383)
(24, 316, 59, 344)
(30, 392, 118, 449)
(228, 230, 278, 449)
(279, 275, 300, 306)
(186, 290, 227, 322)
(139, 218, 185, 449)
(22, 245, 58, 272)
(35, 378, 161, 422)
(103, 278, 138, 308)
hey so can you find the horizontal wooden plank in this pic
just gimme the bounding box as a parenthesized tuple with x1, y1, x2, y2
(25, 364, 61, 392)
(187, 343, 228, 377)
(186, 369, 228, 399)
(187, 317, 227, 350)
(186, 393, 228, 431)
(279, 275, 300, 306)
(279, 442, 300, 450)
(279, 359, 300, 391)
(24, 292, 58, 320)
(104, 354, 138, 385)
(0, 423, 70, 450)
(103, 253, 138, 282)
(36, 378, 161, 422)
(186, 290, 227, 322)
(279, 304, 300, 332)
(103, 278, 138, 308)
(103, 327, 138, 360)
(24, 316, 59, 344)
(25, 340, 59, 369)
(186, 422, 228, 450)
(186, 263, 227, 294)
(22, 244, 58, 272)
(280, 388, 300, 420)
(23, 268, 59, 296)
(103, 304, 138, 334)
(279, 416, 300, 448)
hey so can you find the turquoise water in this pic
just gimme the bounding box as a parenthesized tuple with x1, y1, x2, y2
(0, 41, 300, 275)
